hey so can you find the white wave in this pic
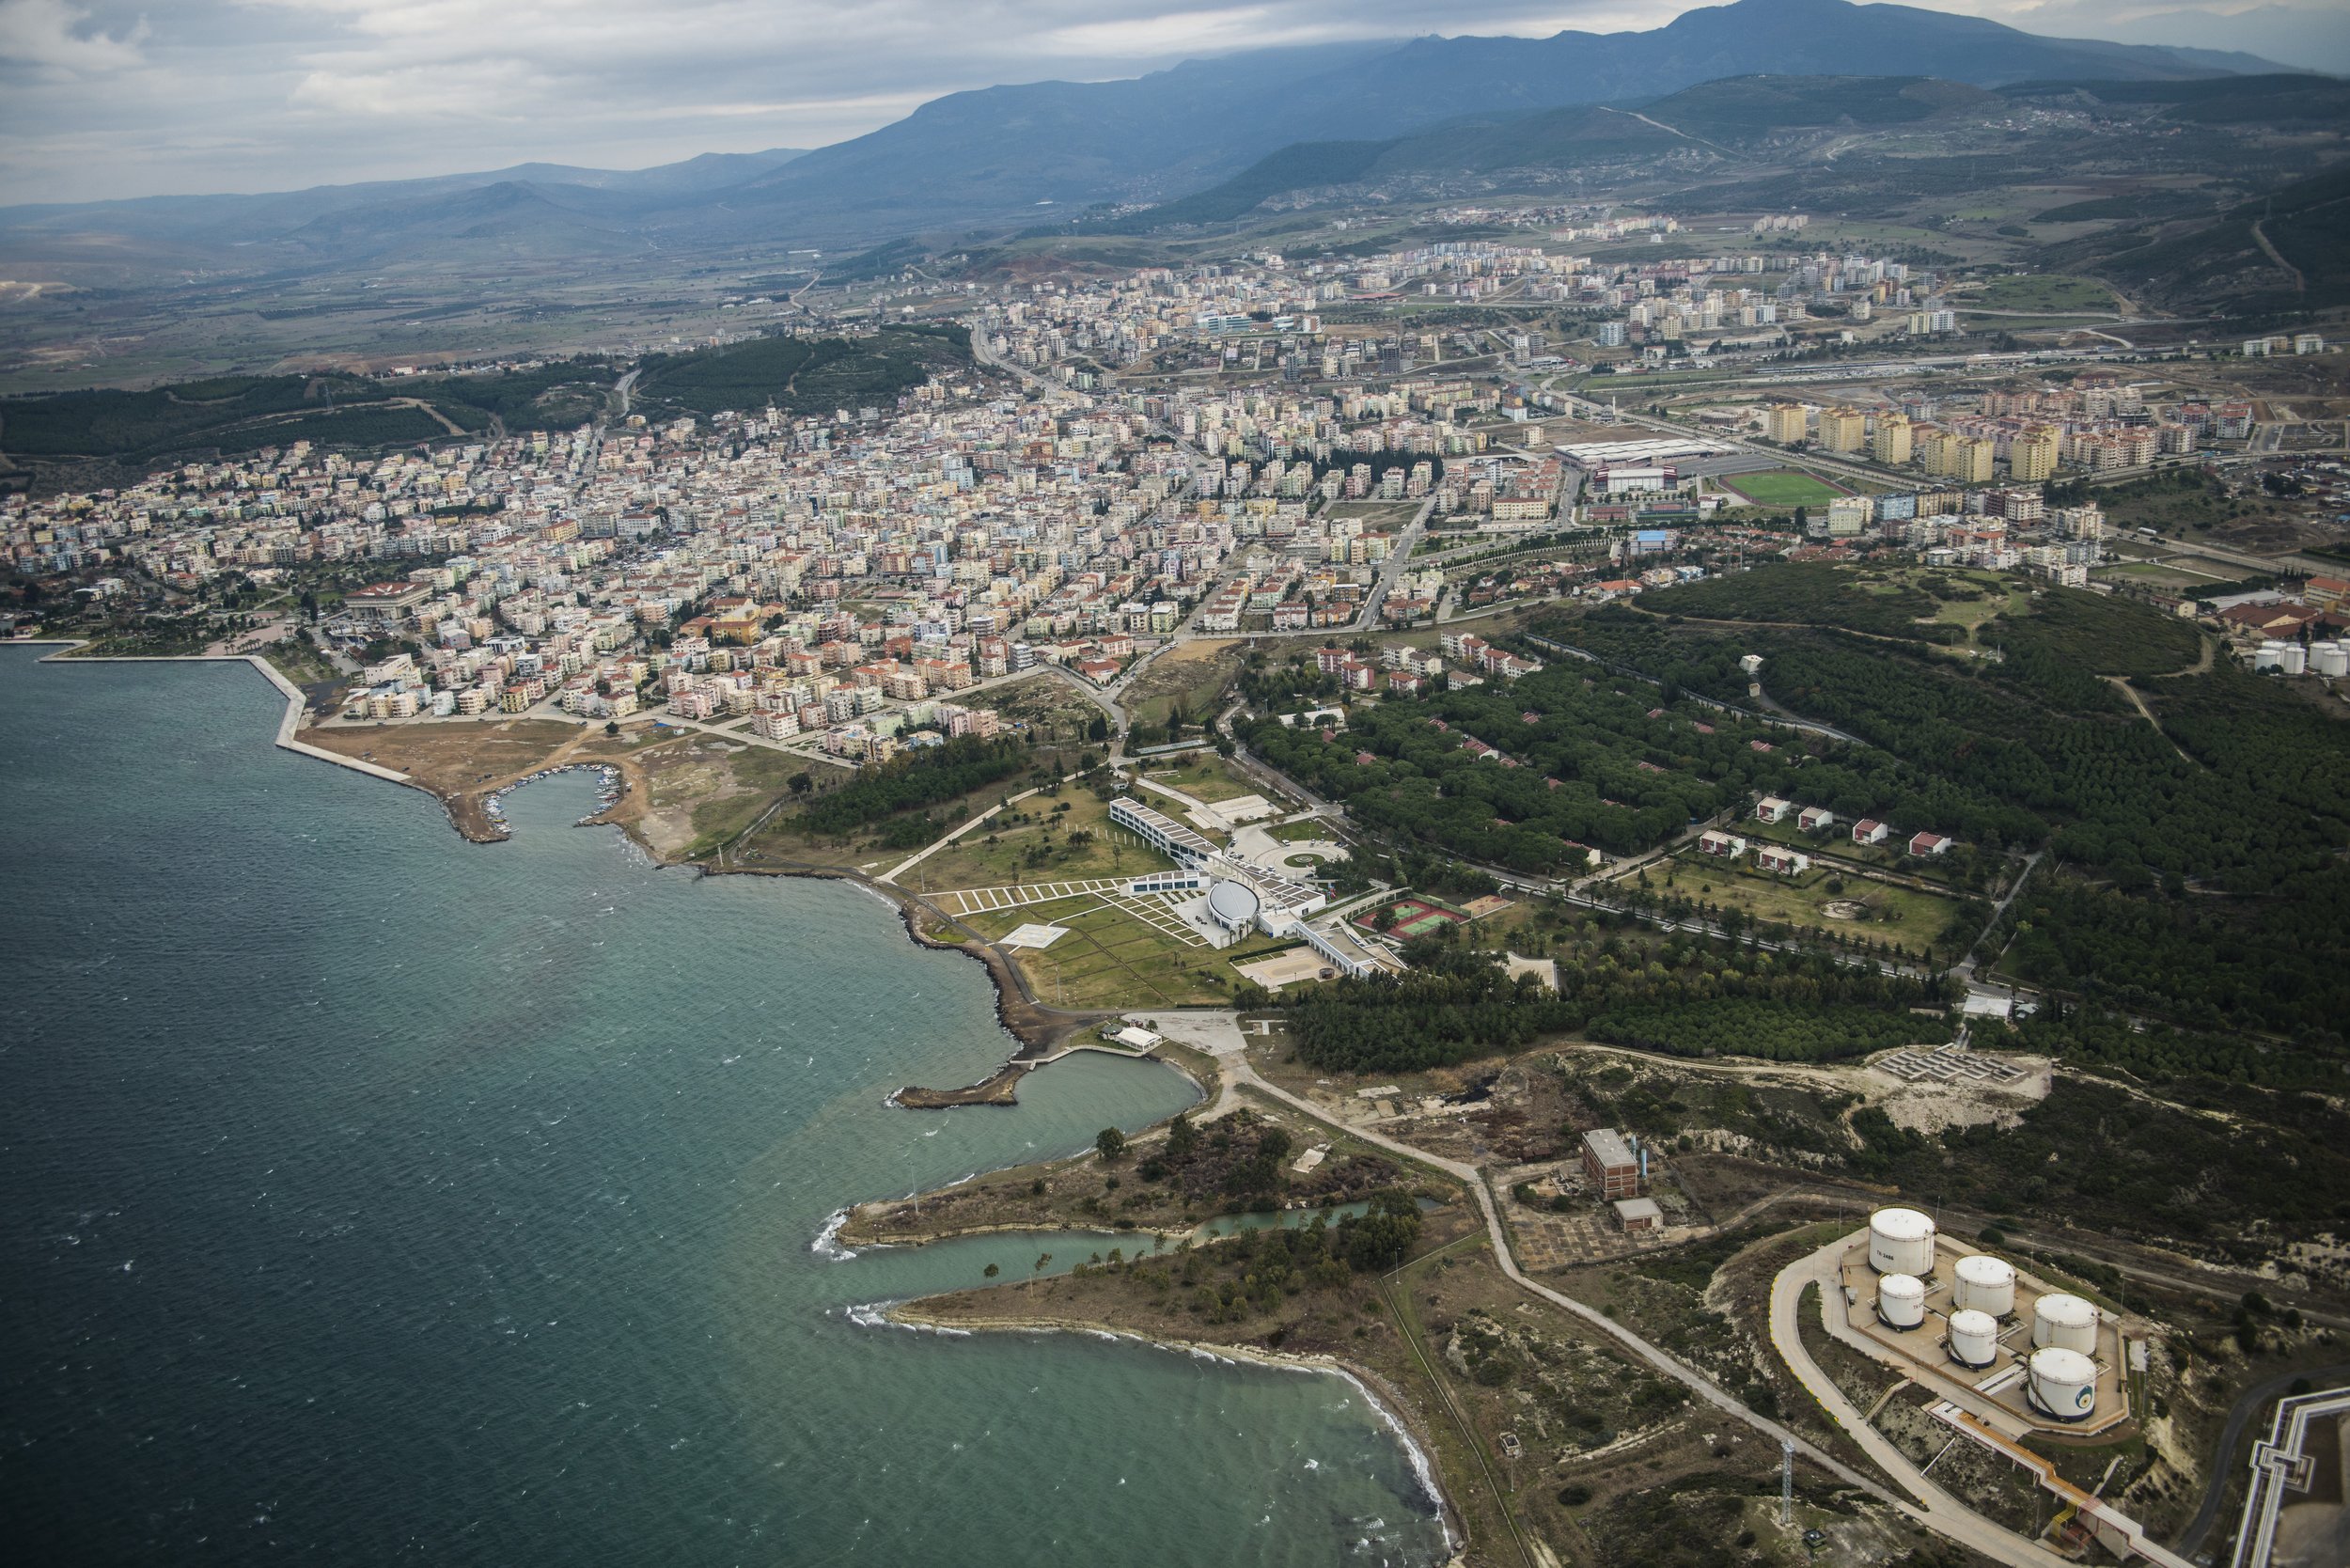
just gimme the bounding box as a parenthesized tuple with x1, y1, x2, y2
(810, 1208, 858, 1261)
(1333, 1370, 1455, 1546)
(842, 1300, 970, 1337)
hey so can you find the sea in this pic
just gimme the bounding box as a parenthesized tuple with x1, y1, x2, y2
(0, 646, 1450, 1566)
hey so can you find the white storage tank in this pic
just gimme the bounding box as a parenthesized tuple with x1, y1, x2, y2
(1952, 1254, 2016, 1318)
(1877, 1273, 1927, 1329)
(2255, 640, 2288, 671)
(1868, 1207, 1936, 1275)
(2312, 641, 2349, 678)
(1948, 1308, 2000, 1369)
(2280, 643, 2310, 676)
(2027, 1346, 2099, 1422)
(2032, 1293, 2099, 1354)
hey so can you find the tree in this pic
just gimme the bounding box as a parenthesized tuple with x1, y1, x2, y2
(1094, 1126, 1127, 1161)
(603, 720, 620, 737)
(789, 772, 813, 795)
(1087, 715, 1110, 743)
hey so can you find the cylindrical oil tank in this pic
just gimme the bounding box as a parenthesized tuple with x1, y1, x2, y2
(2280, 644, 2309, 676)
(2032, 1293, 2098, 1354)
(1877, 1273, 1926, 1329)
(2312, 642, 2349, 678)
(1948, 1308, 2000, 1368)
(2255, 640, 2287, 671)
(1868, 1207, 1936, 1275)
(2028, 1346, 2098, 1422)
(1952, 1254, 2015, 1317)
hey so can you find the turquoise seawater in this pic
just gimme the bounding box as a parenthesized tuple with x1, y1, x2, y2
(0, 648, 1449, 1566)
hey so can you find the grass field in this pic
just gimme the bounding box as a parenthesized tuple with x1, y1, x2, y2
(1970, 274, 2119, 314)
(1136, 753, 1268, 806)
(1720, 469, 1847, 508)
(2096, 560, 2231, 590)
(964, 893, 1292, 1008)
(906, 788, 1171, 892)
(1650, 853, 1970, 949)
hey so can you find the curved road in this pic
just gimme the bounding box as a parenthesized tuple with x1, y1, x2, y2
(2175, 1360, 2350, 1561)
(1148, 1011, 2075, 1567)
(1771, 1238, 2080, 1568)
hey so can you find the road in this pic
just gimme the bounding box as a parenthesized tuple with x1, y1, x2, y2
(1770, 1238, 2082, 1568)
(1137, 1011, 2083, 1567)
(2175, 1361, 2350, 1560)
(1523, 633, 1864, 745)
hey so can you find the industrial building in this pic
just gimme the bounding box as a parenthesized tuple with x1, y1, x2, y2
(1832, 1208, 2133, 1437)
(1581, 1127, 1642, 1198)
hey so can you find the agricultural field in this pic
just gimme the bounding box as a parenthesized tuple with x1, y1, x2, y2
(1717, 468, 1846, 508)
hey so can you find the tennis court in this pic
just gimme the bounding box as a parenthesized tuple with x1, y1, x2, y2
(1355, 898, 1467, 940)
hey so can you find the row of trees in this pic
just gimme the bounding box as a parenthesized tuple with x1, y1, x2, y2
(1586, 997, 1952, 1063)
(1278, 938, 1955, 1075)
(792, 735, 1025, 836)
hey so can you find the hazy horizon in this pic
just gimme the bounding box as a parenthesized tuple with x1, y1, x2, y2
(1, 0, 2342, 208)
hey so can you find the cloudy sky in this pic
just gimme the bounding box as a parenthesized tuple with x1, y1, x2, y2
(3, 0, 2343, 206)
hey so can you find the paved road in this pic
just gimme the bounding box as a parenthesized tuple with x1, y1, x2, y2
(1771, 1239, 2080, 1568)
(1522, 633, 1864, 745)
(1145, 1015, 2068, 1547)
(2174, 1360, 2350, 1561)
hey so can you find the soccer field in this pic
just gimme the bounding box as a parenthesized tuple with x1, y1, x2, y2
(1723, 470, 1846, 507)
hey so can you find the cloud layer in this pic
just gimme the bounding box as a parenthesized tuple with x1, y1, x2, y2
(0, 0, 2338, 206)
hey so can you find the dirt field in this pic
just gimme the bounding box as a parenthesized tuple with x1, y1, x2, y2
(1122, 638, 1242, 728)
(306, 716, 595, 839)
(304, 715, 840, 858)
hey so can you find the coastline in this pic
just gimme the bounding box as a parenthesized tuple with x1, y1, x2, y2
(22, 640, 1466, 1563)
(881, 1300, 1465, 1557)
(20, 638, 486, 816)
(14, 644, 1097, 1058)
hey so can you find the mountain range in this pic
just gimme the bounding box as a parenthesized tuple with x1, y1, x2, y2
(0, 0, 2311, 279)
